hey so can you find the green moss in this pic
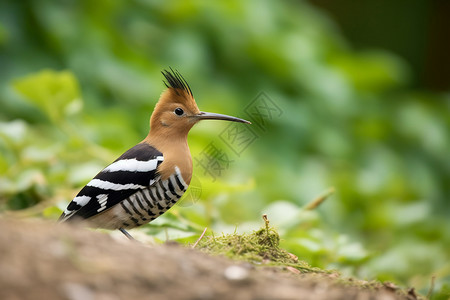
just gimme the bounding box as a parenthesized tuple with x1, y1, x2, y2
(197, 224, 323, 273)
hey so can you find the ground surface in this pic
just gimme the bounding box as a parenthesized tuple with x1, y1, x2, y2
(0, 218, 418, 300)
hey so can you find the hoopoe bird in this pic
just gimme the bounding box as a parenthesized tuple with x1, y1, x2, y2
(59, 69, 250, 238)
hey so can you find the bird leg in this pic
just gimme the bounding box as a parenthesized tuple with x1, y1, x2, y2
(119, 228, 135, 240)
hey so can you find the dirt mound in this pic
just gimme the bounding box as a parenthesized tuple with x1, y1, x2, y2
(0, 218, 413, 300)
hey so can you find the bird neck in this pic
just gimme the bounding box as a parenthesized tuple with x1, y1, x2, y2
(144, 130, 193, 184)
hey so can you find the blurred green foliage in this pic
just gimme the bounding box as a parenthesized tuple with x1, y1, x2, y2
(0, 0, 449, 297)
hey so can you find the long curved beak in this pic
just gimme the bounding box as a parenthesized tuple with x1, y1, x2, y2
(196, 111, 251, 124)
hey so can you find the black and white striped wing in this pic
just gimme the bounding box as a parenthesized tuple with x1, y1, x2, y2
(59, 143, 164, 222)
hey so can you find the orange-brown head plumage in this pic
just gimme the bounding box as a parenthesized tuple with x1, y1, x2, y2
(149, 69, 201, 137)
(144, 69, 250, 182)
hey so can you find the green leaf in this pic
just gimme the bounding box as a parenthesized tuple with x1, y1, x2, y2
(42, 205, 63, 219)
(12, 69, 82, 122)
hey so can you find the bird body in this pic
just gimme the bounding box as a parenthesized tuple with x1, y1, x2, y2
(59, 69, 250, 236)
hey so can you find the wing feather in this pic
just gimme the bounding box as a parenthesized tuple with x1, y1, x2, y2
(59, 143, 163, 222)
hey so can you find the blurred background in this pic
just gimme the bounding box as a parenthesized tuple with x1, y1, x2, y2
(0, 0, 448, 296)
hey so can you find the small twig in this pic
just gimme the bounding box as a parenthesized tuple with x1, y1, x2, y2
(262, 214, 270, 234)
(426, 275, 436, 300)
(192, 227, 208, 248)
(164, 227, 169, 242)
(304, 187, 335, 210)
(262, 214, 275, 246)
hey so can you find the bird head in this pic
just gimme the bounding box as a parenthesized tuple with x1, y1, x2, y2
(149, 69, 250, 137)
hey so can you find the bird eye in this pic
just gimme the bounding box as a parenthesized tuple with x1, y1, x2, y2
(174, 107, 184, 116)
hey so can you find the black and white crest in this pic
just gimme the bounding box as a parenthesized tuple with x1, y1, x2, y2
(162, 68, 193, 97)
